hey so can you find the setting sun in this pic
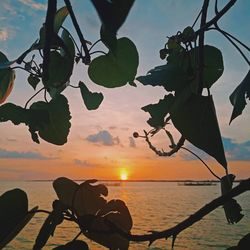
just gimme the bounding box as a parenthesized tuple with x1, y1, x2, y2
(120, 170, 128, 181)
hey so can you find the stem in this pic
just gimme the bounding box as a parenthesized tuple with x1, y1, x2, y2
(89, 51, 107, 56)
(64, 0, 91, 64)
(181, 146, 221, 180)
(11, 66, 41, 77)
(89, 39, 101, 52)
(195, 0, 237, 36)
(197, 0, 209, 94)
(72, 231, 82, 241)
(43, 0, 57, 81)
(24, 87, 45, 109)
(69, 84, 80, 89)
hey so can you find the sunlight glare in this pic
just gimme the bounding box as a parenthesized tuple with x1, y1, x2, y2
(120, 170, 128, 181)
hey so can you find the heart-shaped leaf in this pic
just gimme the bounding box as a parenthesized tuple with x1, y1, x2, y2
(28, 74, 40, 90)
(79, 81, 104, 110)
(88, 37, 138, 88)
(171, 94, 227, 169)
(0, 189, 37, 249)
(31, 95, 71, 145)
(0, 52, 15, 104)
(229, 70, 250, 123)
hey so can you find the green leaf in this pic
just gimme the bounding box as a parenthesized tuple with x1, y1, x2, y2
(28, 75, 40, 90)
(31, 95, 71, 145)
(171, 94, 227, 168)
(79, 81, 104, 110)
(54, 6, 69, 33)
(142, 94, 174, 128)
(0, 189, 37, 249)
(221, 175, 244, 224)
(0, 52, 15, 104)
(53, 240, 89, 250)
(91, 0, 134, 34)
(88, 37, 138, 88)
(137, 64, 187, 92)
(229, 70, 250, 123)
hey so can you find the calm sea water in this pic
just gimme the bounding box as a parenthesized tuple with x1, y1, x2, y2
(0, 181, 249, 250)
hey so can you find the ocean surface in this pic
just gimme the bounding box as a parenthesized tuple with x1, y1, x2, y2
(0, 181, 249, 250)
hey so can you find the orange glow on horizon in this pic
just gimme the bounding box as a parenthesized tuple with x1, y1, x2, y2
(120, 169, 128, 180)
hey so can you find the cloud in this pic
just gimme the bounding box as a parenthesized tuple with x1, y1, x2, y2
(129, 137, 136, 148)
(0, 29, 9, 41)
(181, 137, 250, 161)
(74, 159, 96, 167)
(223, 137, 250, 161)
(18, 0, 46, 10)
(0, 148, 53, 160)
(86, 130, 120, 146)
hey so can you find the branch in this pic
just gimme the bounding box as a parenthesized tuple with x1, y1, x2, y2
(105, 178, 250, 244)
(43, 0, 57, 81)
(195, 0, 237, 36)
(197, 0, 209, 94)
(144, 130, 185, 157)
(64, 0, 91, 64)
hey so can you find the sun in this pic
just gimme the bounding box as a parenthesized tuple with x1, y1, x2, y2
(120, 170, 128, 181)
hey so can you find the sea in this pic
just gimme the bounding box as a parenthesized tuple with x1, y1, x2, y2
(0, 181, 249, 250)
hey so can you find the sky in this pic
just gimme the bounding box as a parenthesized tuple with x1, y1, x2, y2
(0, 0, 250, 180)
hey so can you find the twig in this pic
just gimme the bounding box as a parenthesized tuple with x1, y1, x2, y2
(24, 87, 45, 109)
(181, 146, 221, 180)
(104, 178, 250, 243)
(64, 0, 91, 64)
(144, 130, 185, 157)
(43, 0, 57, 81)
(197, 0, 209, 94)
(195, 0, 237, 36)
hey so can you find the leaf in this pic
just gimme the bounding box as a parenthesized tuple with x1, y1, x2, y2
(53, 240, 89, 250)
(221, 175, 244, 224)
(79, 81, 104, 110)
(54, 6, 69, 33)
(171, 94, 227, 168)
(31, 95, 71, 145)
(0, 189, 37, 249)
(88, 37, 139, 88)
(137, 64, 187, 92)
(0, 52, 15, 104)
(142, 94, 174, 128)
(83, 200, 132, 250)
(34, 200, 65, 250)
(190, 45, 224, 91)
(91, 0, 134, 34)
(229, 70, 250, 123)
(28, 75, 40, 90)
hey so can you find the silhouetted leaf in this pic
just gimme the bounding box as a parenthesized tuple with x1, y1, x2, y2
(0, 189, 37, 249)
(53, 240, 89, 250)
(79, 81, 104, 110)
(83, 200, 132, 250)
(0, 52, 15, 104)
(88, 37, 138, 88)
(221, 175, 244, 224)
(137, 64, 187, 92)
(142, 94, 174, 128)
(229, 70, 250, 123)
(190, 45, 224, 91)
(28, 75, 40, 90)
(34, 200, 65, 250)
(91, 0, 134, 34)
(31, 95, 71, 145)
(171, 94, 227, 168)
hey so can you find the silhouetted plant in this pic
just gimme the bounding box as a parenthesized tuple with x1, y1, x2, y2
(0, 0, 249, 249)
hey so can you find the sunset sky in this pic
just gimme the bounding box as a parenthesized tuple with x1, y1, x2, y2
(0, 0, 250, 180)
